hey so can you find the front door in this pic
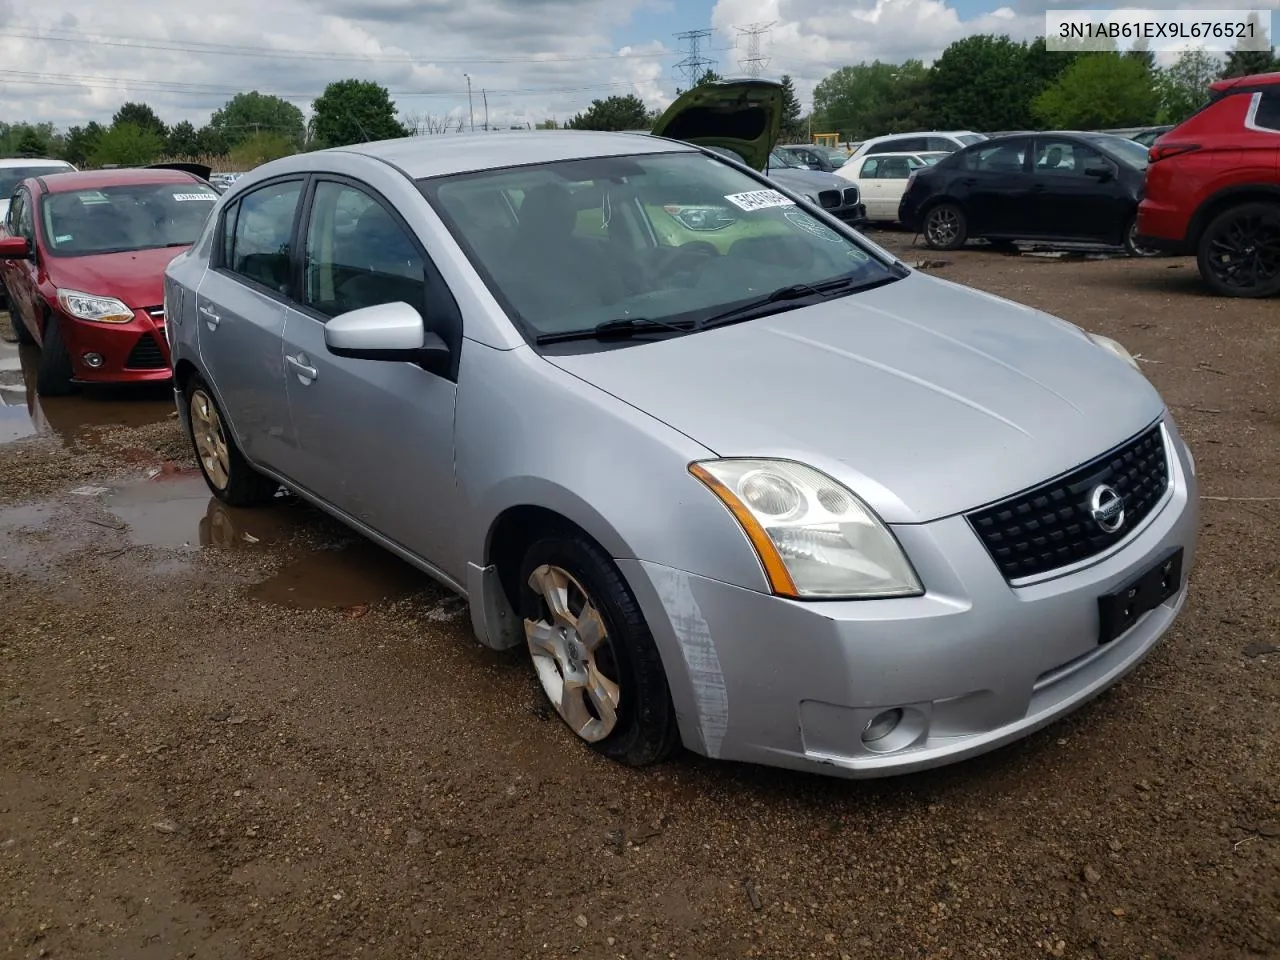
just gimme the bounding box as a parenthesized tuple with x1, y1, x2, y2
(1, 188, 41, 336)
(1026, 137, 1128, 243)
(195, 176, 306, 477)
(281, 176, 461, 575)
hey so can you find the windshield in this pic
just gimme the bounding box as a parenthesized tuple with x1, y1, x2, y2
(40, 182, 219, 257)
(957, 134, 986, 145)
(0, 163, 73, 198)
(421, 152, 899, 343)
(1083, 134, 1150, 169)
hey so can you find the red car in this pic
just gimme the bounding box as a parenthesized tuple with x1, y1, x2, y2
(0, 167, 219, 394)
(1135, 70, 1280, 298)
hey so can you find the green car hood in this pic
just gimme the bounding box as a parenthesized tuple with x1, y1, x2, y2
(649, 79, 784, 172)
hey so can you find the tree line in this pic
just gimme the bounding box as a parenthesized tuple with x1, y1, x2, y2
(1, 32, 1275, 168)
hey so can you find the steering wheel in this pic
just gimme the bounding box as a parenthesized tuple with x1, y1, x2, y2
(651, 241, 718, 283)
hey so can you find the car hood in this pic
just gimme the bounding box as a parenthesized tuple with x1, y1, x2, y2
(48, 246, 188, 309)
(650, 79, 783, 172)
(545, 271, 1167, 524)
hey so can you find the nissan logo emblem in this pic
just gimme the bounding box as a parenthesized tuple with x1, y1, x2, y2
(1089, 484, 1125, 534)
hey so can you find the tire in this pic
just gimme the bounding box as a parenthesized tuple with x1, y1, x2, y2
(1196, 201, 1280, 299)
(518, 529, 679, 768)
(1124, 217, 1162, 258)
(922, 202, 967, 251)
(34, 313, 75, 396)
(184, 375, 279, 507)
(7, 307, 35, 345)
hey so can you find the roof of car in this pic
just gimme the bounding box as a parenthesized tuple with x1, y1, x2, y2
(35, 167, 206, 193)
(0, 158, 73, 169)
(322, 130, 699, 179)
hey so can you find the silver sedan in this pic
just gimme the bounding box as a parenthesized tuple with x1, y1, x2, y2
(163, 130, 1199, 778)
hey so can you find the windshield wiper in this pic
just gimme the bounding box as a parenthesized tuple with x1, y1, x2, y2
(535, 316, 697, 345)
(696, 273, 884, 331)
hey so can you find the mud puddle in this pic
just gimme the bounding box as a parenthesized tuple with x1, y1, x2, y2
(99, 472, 426, 609)
(0, 340, 174, 448)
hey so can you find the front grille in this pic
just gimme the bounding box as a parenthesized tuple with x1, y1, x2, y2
(842, 187, 859, 205)
(817, 189, 841, 209)
(125, 333, 168, 369)
(966, 424, 1170, 582)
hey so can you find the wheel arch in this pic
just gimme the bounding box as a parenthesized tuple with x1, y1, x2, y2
(1188, 184, 1280, 249)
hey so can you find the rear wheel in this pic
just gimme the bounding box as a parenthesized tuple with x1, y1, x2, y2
(184, 376, 279, 507)
(1196, 201, 1280, 298)
(34, 314, 75, 396)
(922, 202, 967, 250)
(518, 529, 679, 768)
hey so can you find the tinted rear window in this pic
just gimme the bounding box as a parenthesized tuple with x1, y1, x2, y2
(0, 163, 73, 197)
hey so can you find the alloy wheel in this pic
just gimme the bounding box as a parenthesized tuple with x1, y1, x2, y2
(1204, 208, 1280, 293)
(1127, 221, 1161, 258)
(189, 388, 231, 491)
(926, 207, 959, 247)
(523, 563, 622, 743)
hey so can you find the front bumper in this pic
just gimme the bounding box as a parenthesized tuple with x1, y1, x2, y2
(621, 418, 1199, 778)
(60, 307, 172, 385)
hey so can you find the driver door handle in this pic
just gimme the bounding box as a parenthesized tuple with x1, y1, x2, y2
(198, 304, 221, 328)
(286, 354, 318, 381)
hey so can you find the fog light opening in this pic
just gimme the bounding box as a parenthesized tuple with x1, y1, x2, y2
(862, 708, 903, 744)
(82, 352, 104, 368)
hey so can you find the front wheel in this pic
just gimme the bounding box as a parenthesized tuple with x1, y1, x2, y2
(184, 376, 279, 507)
(34, 314, 75, 396)
(1124, 217, 1162, 258)
(1196, 202, 1280, 298)
(922, 202, 967, 250)
(519, 530, 679, 768)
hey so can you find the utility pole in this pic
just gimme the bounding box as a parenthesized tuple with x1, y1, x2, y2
(735, 21, 775, 78)
(464, 73, 475, 132)
(482, 89, 489, 131)
(673, 28, 714, 90)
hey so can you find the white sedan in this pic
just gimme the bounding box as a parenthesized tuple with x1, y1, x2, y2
(836, 151, 949, 222)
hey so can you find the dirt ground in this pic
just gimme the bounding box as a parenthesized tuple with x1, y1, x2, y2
(1, 233, 1277, 960)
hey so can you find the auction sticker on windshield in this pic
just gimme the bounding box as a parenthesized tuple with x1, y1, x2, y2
(724, 190, 795, 212)
(173, 193, 216, 202)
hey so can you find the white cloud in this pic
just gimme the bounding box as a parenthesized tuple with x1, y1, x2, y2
(0, 0, 676, 130)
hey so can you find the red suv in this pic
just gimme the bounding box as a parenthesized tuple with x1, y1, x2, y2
(1136, 70, 1280, 298)
(0, 168, 219, 394)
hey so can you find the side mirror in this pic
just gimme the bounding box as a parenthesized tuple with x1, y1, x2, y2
(0, 236, 30, 260)
(323, 300, 450, 364)
(1084, 163, 1114, 181)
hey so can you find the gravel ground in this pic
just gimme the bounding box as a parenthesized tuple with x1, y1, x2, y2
(1, 237, 1277, 960)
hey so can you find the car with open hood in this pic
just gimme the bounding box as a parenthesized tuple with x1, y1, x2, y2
(161, 128, 1198, 781)
(649, 79, 867, 228)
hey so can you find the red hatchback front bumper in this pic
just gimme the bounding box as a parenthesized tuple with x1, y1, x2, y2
(57, 305, 172, 385)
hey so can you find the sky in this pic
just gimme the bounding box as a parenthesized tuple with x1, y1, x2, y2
(0, 0, 1276, 133)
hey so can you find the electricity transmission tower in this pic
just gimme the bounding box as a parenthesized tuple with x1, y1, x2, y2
(735, 21, 776, 78)
(673, 29, 714, 89)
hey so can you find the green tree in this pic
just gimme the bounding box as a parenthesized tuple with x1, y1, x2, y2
(1124, 39, 1156, 72)
(1023, 35, 1079, 93)
(812, 61, 928, 140)
(536, 119, 558, 129)
(195, 125, 230, 157)
(1157, 49, 1223, 124)
(1221, 12, 1277, 78)
(165, 120, 201, 157)
(929, 34, 1039, 131)
(209, 91, 306, 148)
(16, 128, 49, 158)
(310, 79, 408, 148)
(111, 102, 167, 140)
(61, 122, 104, 166)
(228, 131, 296, 168)
(566, 94, 651, 131)
(91, 122, 165, 167)
(778, 74, 805, 140)
(1033, 52, 1159, 128)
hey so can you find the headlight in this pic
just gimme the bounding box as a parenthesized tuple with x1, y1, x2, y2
(1087, 332, 1140, 371)
(663, 205, 736, 231)
(57, 289, 134, 324)
(689, 458, 923, 599)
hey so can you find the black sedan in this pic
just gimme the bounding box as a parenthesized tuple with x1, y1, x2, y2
(898, 131, 1158, 257)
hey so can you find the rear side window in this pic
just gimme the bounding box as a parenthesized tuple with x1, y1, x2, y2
(220, 179, 303, 294)
(872, 137, 928, 154)
(1252, 90, 1280, 132)
(964, 141, 1029, 172)
(926, 137, 957, 151)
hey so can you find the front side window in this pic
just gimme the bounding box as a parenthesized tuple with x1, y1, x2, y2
(6, 189, 27, 237)
(422, 151, 900, 343)
(222, 179, 303, 293)
(303, 181, 426, 319)
(40, 181, 219, 257)
(1033, 139, 1106, 176)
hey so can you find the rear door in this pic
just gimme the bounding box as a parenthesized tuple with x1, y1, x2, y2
(194, 176, 305, 476)
(956, 138, 1033, 235)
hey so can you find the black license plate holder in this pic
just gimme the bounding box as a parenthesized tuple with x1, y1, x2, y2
(1097, 546, 1183, 645)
